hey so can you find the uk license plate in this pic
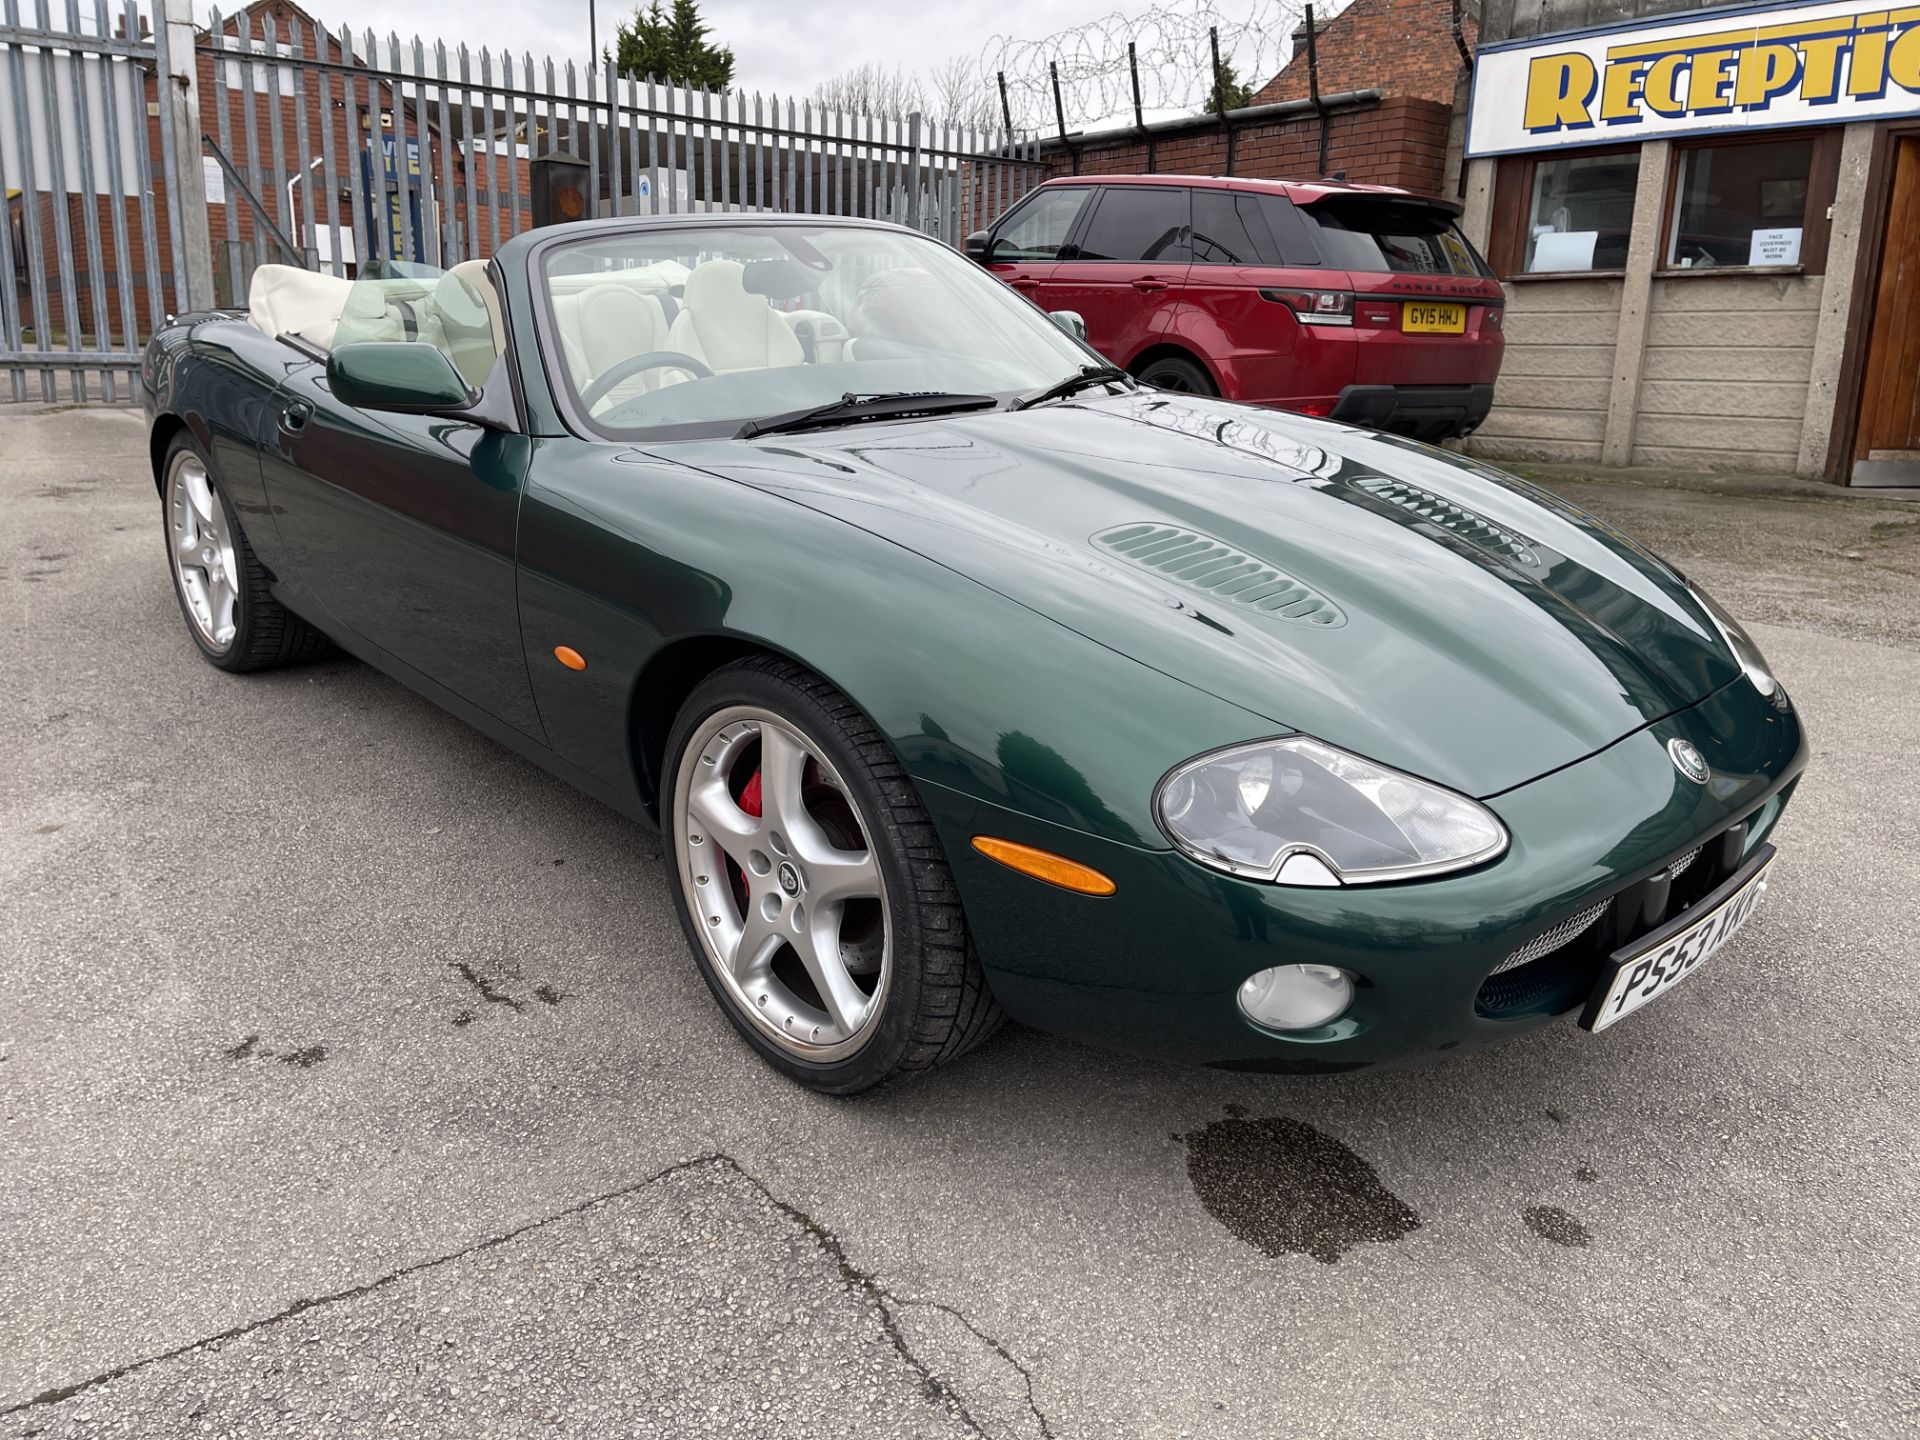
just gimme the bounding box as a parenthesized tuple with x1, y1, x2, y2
(1581, 848, 1775, 1033)
(1402, 302, 1466, 334)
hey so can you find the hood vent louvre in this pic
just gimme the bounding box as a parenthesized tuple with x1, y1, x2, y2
(1095, 524, 1345, 627)
(1348, 476, 1544, 569)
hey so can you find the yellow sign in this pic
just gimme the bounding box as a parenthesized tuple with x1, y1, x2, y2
(1468, 1, 1920, 154)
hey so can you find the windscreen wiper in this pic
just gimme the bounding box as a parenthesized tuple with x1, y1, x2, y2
(737, 391, 999, 439)
(1012, 364, 1131, 411)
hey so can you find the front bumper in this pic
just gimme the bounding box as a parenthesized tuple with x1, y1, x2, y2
(923, 676, 1806, 1070)
(1331, 383, 1494, 441)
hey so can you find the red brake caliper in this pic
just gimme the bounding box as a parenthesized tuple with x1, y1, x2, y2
(740, 769, 763, 818)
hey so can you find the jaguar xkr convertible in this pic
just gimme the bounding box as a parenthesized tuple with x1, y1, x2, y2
(141, 214, 1806, 1092)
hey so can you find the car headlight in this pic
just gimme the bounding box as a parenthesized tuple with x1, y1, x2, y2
(1688, 582, 1785, 707)
(1154, 736, 1509, 886)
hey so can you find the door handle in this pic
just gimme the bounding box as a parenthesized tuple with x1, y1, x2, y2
(1131, 278, 1169, 292)
(1009, 278, 1040, 290)
(279, 399, 312, 436)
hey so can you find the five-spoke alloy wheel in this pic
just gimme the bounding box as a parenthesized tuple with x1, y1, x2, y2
(159, 433, 330, 672)
(166, 448, 241, 654)
(665, 657, 1004, 1092)
(675, 704, 892, 1061)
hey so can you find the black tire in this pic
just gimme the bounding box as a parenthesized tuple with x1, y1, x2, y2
(662, 655, 1005, 1094)
(1135, 354, 1217, 395)
(160, 432, 330, 673)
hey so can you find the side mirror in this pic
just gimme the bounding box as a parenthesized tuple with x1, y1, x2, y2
(964, 229, 991, 262)
(327, 341, 475, 415)
(1048, 310, 1088, 343)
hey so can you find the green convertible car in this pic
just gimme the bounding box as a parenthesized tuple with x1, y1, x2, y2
(142, 215, 1806, 1093)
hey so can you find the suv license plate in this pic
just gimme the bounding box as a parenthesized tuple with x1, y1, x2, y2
(1581, 847, 1775, 1033)
(1402, 302, 1466, 334)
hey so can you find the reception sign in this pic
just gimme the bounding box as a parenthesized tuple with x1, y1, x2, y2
(1467, 0, 1920, 155)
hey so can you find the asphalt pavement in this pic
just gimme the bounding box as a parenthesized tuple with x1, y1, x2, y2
(2, 405, 1916, 1438)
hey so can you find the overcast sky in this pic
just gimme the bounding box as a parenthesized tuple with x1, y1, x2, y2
(198, 0, 1151, 97)
(207, 0, 1290, 107)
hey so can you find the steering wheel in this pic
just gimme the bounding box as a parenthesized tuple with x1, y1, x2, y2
(578, 350, 713, 409)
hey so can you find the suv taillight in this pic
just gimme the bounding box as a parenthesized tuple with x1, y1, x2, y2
(1260, 288, 1355, 326)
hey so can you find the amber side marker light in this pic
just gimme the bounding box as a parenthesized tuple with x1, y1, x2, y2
(554, 646, 588, 671)
(970, 836, 1116, 896)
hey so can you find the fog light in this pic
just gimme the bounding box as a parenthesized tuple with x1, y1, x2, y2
(1238, 964, 1354, 1031)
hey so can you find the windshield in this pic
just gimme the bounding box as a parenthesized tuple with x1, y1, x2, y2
(536, 222, 1094, 438)
(1301, 198, 1489, 277)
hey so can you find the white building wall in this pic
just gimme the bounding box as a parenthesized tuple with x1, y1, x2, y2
(1631, 275, 1824, 472)
(1471, 278, 1621, 465)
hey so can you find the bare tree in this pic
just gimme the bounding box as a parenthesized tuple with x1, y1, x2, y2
(925, 53, 999, 131)
(812, 62, 926, 119)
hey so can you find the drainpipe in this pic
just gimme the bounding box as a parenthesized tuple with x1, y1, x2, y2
(1210, 26, 1236, 176)
(1305, 4, 1330, 178)
(1450, 0, 1474, 69)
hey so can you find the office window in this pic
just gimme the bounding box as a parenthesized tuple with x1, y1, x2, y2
(1667, 138, 1815, 269)
(1524, 152, 1640, 272)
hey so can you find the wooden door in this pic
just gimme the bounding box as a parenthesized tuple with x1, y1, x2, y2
(1854, 138, 1920, 485)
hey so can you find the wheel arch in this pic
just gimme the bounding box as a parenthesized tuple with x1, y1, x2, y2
(148, 412, 189, 493)
(628, 630, 889, 823)
(1127, 341, 1223, 393)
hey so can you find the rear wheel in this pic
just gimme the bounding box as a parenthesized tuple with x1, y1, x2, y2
(663, 656, 1004, 1093)
(162, 434, 329, 672)
(1136, 354, 1217, 395)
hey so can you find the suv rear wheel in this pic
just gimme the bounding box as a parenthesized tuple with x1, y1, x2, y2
(1136, 354, 1216, 395)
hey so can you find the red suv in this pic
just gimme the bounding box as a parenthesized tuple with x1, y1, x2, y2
(966, 175, 1505, 440)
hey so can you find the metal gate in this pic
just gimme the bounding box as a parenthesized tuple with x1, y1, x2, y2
(0, 0, 1045, 404)
(0, 0, 172, 402)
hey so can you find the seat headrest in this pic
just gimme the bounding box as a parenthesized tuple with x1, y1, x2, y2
(683, 259, 750, 311)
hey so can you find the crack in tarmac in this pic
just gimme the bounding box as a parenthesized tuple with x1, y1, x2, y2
(0, 1153, 1053, 1440)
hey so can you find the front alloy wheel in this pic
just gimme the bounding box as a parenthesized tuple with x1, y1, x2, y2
(664, 657, 1004, 1092)
(676, 705, 891, 1060)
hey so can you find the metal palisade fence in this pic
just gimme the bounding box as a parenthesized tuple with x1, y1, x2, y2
(0, 0, 1045, 403)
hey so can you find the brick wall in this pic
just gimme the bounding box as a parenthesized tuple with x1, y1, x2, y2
(1254, 0, 1474, 109)
(1045, 96, 1455, 198)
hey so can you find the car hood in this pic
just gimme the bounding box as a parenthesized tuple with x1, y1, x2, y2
(654, 391, 1738, 798)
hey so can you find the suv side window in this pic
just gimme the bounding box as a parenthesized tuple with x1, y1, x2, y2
(1248, 194, 1324, 267)
(1190, 190, 1266, 265)
(1071, 186, 1192, 262)
(990, 187, 1092, 263)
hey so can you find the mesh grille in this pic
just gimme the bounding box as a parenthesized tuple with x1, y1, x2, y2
(1490, 900, 1609, 976)
(1668, 845, 1702, 880)
(1349, 476, 1543, 569)
(1094, 524, 1346, 627)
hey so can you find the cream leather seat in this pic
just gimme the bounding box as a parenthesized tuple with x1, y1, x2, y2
(247, 264, 355, 348)
(552, 281, 675, 411)
(668, 260, 803, 376)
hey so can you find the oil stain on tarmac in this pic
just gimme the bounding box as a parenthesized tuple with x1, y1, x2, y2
(1182, 1110, 1421, 1263)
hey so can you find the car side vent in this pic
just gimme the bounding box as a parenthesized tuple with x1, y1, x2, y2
(1095, 524, 1346, 627)
(1348, 476, 1544, 569)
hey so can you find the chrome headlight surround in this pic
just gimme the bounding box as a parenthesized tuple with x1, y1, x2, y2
(1688, 582, 1786, 708)
(1153, 735, 1510, 887)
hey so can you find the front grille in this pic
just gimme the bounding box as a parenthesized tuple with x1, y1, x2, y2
(1489, 900, 1609, 976)
(1475, 812, 1759, 1019)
